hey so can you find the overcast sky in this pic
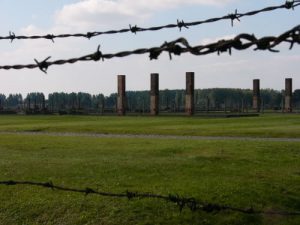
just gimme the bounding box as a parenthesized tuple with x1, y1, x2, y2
(0, 0, 299, 96)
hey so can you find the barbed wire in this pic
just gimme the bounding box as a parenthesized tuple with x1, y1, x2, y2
(0, 180, 300, 216)
(1, 0, 300, 42)
(0, 24, 299, 73)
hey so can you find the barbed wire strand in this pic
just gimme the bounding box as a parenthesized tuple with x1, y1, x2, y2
(0, 180, 299, 216)
(1, 0, 300, 42)
(0, 24, 299, 74)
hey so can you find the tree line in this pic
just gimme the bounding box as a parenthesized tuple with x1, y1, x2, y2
(0, 88, 299, 114)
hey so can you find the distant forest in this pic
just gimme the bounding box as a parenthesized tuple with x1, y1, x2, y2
(1, 88, 300, 114)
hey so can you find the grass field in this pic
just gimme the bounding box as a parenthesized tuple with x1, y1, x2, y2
(0, 114, 300, 225)
(0, 114, 300, 138)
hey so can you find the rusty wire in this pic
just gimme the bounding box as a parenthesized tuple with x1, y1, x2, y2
(0, 180, 300, 216)
(0, 24, 299, 73)
(1, 0, 300, 42)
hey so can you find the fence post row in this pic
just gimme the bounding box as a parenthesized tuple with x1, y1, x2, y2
(115, 74, 295, 115)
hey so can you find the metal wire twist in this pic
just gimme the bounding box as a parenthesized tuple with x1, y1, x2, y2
(1, 1, 299, 42)
(1, 180, 300, 215)
(0, 24, 299, 73)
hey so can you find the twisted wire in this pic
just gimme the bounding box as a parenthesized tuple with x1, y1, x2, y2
(0, 24, 299, 73)
(1, 180, 300, 215)
(1, 1, 299, 42)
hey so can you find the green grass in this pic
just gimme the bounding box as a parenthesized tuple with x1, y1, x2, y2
(0, 134, 300, 225)
(0, 114, 300, 137)
(0, 114, 300, 224)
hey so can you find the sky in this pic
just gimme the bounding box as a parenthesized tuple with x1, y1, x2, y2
(0, 0, 299, 97)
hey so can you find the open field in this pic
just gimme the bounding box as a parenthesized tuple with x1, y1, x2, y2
(0, 114, 300, 138)
(0, 114, 300, 225)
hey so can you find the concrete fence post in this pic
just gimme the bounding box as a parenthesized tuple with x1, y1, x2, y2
(185, 72, 195, 116)
(285, 78, 293, 113)
(150, 73, 159, 116)
(253, 79, 261, 112)
(117, 75, 126, 116)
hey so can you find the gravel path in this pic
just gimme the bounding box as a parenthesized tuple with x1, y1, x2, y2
(1, 131, 300, 142)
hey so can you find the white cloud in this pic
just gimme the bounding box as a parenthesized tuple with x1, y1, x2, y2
(55, 0, 236, 28)
(20, 25, 42, 35)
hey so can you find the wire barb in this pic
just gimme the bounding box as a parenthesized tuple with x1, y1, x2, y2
(163, 41, 184, 60)
(126, 190, 137, 200)
(44, 181, 54, 190)
(285, 0, 295, 9)
(85, 187, 95, 195)
(129, 24, 139, 34)
(149, 48, 162, 60)
(254, 37, 279, 52)
(9, 31, 15, 43)
(177, 19, 189, 31)
(90, 45, 104, 61)
(34, 56, 51, 74)
(228, 9, 241, 27)
(86, 32, 94, 40)
(45, 34, 55, 43)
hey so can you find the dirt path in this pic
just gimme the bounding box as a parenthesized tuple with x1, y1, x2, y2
(1, 131, 300, 142)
